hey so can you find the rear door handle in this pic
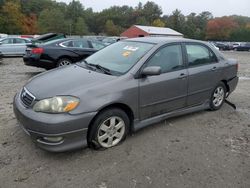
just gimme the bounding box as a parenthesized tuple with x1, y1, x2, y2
(178, 73, 187, 79)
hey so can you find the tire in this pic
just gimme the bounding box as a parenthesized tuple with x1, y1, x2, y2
(210, 82, 226, 111)
(88, 108, 130, 149)
(57, 58, 72, 67)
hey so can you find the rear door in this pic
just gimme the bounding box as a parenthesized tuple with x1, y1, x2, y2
(139, 43, 188, 120)
(72, 40, 97, 59)
(184, 43, 222, 106)
(14, 38, 29, 55)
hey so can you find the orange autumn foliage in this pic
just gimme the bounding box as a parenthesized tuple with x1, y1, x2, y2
(206, 17, 239, 40)
(22, 14, 38, 34)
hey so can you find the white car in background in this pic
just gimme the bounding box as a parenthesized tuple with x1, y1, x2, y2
(232, 43, 241, 50)
(209, 42, 219, 51)
(0, 33, 8, 38)
(0, 37, 31, 56)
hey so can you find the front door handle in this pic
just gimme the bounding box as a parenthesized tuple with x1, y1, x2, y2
(178, 73, 187, 79)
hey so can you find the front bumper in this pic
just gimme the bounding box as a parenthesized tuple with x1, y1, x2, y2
(13, 93, 97, 152)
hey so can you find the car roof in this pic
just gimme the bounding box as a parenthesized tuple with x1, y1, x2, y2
(125, 37, 201, 44)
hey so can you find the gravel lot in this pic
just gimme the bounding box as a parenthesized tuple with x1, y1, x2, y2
(0, 52, 249, 188)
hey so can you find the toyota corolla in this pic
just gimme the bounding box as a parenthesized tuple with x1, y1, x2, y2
(13, 37, 238, 152)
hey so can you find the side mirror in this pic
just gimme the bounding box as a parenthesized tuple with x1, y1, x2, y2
(141, 66, 161, 77)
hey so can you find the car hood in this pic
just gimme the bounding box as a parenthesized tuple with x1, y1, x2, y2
(25, 65, 116, 99)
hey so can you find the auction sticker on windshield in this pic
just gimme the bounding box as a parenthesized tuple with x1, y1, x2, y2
(123, 46, 139, 51)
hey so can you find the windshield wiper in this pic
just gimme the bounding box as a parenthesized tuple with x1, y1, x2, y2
(81, 60, 96, 71)
(81, 60, 113, 75)
(85, 62, 112, 75)
(94, 64, 112, 75)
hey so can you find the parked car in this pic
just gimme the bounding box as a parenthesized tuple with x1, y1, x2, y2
(102, 37, 127, 45)
(232, 42, 241, 50)
(235, 43, 250, 51)
(209, 42, 219, 50)
(23, 38, 106, 69)
(214, 42, 231, 51)
(0, 37, 31, 56)
(32, 33, 66, 44)
(14, 37, 238, 152)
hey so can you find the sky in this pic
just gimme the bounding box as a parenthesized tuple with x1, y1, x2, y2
(57, 0, 250, 17)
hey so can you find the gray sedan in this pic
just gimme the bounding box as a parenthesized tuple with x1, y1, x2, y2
(0, 37, 31, 56)
(13, 37, 238, 152)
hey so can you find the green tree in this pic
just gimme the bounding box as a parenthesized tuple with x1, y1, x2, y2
(20, 0, 57, 15)
(183, 13, 198, 39)
(0, 1, 24, 34)
(152, 19, 165, 27)
(38, 8, 68, 34)
(136, 16, 149, 25)
(197, 11, 213, 39)
(82, 8, 98, 34)
(66, 0, 84, 33)
(75, 17, 89, 35)
(105, 20, 121, 36)
(230, 28, 250, 41)
(165, 9, 186, 33)
(142, 1, 162, 24)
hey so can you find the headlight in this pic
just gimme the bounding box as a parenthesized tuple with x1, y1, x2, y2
(33, 96, 79, 113)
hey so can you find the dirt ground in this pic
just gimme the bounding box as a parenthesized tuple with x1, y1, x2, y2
(0, 52, 249, 188)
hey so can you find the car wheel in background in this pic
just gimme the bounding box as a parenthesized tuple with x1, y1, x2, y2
(57, 58, 72, 67)
(210, 82, 226, 111)
(88, 108, 130, 149)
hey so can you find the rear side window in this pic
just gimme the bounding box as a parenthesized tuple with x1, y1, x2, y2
(146, 44, 184, 73)
(73, 40, 89, 48)
(186, 44, 217, 67)
(90, 41, 105, 50)
(14, 38, 26, 44)
(61, 40, 89, 48)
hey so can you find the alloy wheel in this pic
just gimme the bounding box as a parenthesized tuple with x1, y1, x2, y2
(213, 86, 225, 107)
(58, 59, 71, 66)
(97, 116, 125, 148)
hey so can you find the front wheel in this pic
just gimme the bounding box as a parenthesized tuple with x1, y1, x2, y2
(88, 108, 130, 149)
(210, 83, 226, 111)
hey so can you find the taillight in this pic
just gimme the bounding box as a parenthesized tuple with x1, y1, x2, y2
(31, 48, 44, 54)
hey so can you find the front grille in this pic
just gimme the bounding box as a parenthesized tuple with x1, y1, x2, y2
(20, 88, 36, 107)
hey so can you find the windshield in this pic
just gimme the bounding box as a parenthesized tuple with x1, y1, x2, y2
(82, 41, 154, 75)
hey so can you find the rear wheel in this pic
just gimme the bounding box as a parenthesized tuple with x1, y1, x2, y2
(88, 108, 129, 149)
(210, 83, 226, 110)
(57, 58, 72, 67)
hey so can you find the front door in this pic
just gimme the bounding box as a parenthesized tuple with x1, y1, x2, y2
(0, 38, 15, 55)
(139, 44, 188, 120)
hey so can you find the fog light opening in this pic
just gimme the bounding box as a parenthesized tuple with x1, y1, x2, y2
(43, 136, 63, 143)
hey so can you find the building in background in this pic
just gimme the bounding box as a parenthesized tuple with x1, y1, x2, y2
(121, 25, 183, 38)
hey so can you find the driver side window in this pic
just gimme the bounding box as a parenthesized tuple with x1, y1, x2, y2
(146, 44, 184, 73)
